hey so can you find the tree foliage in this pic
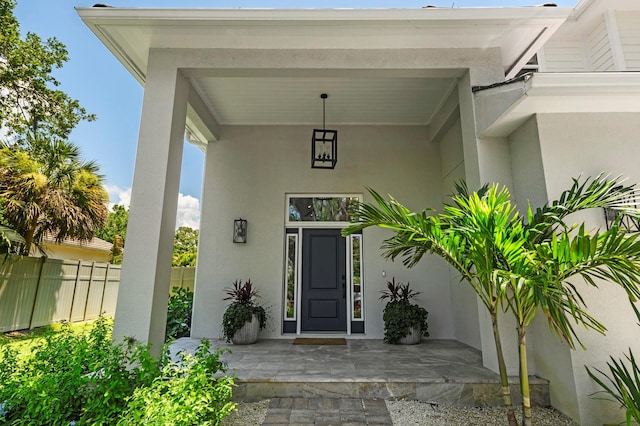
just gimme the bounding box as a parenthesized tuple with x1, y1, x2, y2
(173, 226, 198, 266)
(0, 195, 23, 252)
(0, 0, 105, 255)
(96, 204, 129, 244)
(0, 0, 94, 140)
(96, 204, 128, 264)
(96, 212, 200, 266)
(0, 137, 109, 254)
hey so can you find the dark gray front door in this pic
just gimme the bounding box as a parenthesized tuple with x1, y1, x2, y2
(301, 229, 347, 332)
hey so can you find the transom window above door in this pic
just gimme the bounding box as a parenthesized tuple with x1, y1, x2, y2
(287, 196, 359, 224)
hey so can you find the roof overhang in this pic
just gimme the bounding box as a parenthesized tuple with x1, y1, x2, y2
(476, 72, 640, 138)
(78, 6, 571, 83)
(77, 6, 571, 146)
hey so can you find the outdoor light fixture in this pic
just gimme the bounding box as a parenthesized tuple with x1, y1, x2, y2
(233, 218, 247, 243)
(604, 207, 640, 232)
(311, 93, 337, 169)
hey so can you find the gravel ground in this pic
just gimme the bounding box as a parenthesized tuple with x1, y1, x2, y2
(386, 400, 579, 426)
(222, 400, 579, 425)
(222, 400, 269, 426)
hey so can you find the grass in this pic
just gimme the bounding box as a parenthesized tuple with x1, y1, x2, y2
(0, 319, 100, 359)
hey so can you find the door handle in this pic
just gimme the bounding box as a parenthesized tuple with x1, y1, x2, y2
(342, 274, 346, 298)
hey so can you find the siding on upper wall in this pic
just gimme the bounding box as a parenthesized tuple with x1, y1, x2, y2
(588, 18, 614, 71)
(617, 11, 640, 70)
(540, 40, 586, 72)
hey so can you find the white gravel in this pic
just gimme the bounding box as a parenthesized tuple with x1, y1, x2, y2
(386, 400, 579, 426)
(221, 399, 579, 425)
(221, 400, 268, 426)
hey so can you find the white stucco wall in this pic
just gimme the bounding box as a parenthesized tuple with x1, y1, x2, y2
(508, 115, 578, 415)
(438, 117, 482, 350)
(191, 125, 454, 340)
(530, 112, 640, 425)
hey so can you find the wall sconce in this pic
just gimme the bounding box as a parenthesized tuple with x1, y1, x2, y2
(604, 207, 640, 232)
(233, 218, 247, 243)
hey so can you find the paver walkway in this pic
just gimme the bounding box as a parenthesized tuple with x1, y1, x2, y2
(262, 397, 392, 425)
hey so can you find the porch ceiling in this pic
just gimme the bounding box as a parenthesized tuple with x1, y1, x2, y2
(192, 76, 457, 126)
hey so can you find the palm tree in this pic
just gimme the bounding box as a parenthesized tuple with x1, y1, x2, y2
(343, 175, 640, 426)
(0, 136, 108, 255)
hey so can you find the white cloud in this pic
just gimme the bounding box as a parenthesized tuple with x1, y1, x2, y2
(105, 185, 132, 210)
(176, 193, 201, 230)
(106, 185, 200, 230)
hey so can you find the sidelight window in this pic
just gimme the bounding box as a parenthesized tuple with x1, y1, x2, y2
(284, 233, 298, 320)
(350, 234, 363, 321)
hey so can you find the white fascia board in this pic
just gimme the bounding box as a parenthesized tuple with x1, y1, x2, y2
(478, 72, 640, 138)
(76, 7, 571, 24)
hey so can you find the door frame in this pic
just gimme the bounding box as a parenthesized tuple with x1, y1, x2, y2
(283, 193, 364, 336)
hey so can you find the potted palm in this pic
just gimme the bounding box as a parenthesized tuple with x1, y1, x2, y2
(380, 278, 428, 344)
(222, 279, 267, 344)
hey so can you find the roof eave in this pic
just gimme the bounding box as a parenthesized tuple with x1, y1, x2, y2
(477, 72, 640, 138)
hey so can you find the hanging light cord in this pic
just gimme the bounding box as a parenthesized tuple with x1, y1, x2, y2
(322, 95, 326, 131)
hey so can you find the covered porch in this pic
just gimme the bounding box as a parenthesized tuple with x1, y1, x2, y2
(77, 2, 570, 351)
(171, 338, 550, 406)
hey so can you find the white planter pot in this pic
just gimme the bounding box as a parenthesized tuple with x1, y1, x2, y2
(398, 325, 422, 345)
(231, 314, 260, 345)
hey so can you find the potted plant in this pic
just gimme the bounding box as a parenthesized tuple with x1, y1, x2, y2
(222, 279, 267, 344)
(380, 278, 429, 344)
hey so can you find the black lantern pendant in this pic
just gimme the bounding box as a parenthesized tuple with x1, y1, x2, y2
(312, 93, 337, 169)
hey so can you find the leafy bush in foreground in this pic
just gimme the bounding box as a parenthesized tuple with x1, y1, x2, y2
(119, 340, 235, 426)
(0, 317, 235, 425)
(166, 286, 194, 341)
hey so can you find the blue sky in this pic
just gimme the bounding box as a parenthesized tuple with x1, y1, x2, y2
(14, 0, 578, 228)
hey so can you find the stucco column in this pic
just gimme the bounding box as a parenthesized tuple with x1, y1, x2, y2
(457, 69, 520, 376)
(113, 52, 188, 353)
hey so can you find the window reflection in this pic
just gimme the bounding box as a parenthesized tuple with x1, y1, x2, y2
(289, 197, 356, 222)
(352, 235, 362, 320)
(286, 235, 297, 319)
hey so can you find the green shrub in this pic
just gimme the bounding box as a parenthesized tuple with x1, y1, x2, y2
(379, 278, 429, 344)
(0, 317, 234, 425)
(222, 280, 267, 342)
(119, 340, 235, 426)
(166, 286, 194, 341)
(382, 300, 429, 344)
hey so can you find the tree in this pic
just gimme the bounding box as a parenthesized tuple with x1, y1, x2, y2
(0, 137, 109, 255)
(0, 0, 95, 140)
(96, 204, 129, 244)
(173, 227, 198, 267)
(0, 0, 106, 256)
(0, 196, 23, 252)
(96, 204, 128, 264)
(343, 175, 640, 426)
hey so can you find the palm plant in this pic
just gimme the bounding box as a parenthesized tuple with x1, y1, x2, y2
(586, 302, 640, 425)
(342, 174, 640, 426)
(0, 136, 108, 254)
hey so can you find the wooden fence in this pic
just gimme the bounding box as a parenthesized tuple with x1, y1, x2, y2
(0, 256, 195, 333)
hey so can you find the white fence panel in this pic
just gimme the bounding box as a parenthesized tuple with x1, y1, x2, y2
(0, 259, 194, 332)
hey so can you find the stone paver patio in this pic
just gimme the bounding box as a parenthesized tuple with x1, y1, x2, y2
(171, 338, 549, 408)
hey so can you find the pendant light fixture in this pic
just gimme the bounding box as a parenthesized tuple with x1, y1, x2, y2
(311, 93, 337, 169)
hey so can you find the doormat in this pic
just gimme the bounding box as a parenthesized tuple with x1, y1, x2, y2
(293, 338, 347, 345)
